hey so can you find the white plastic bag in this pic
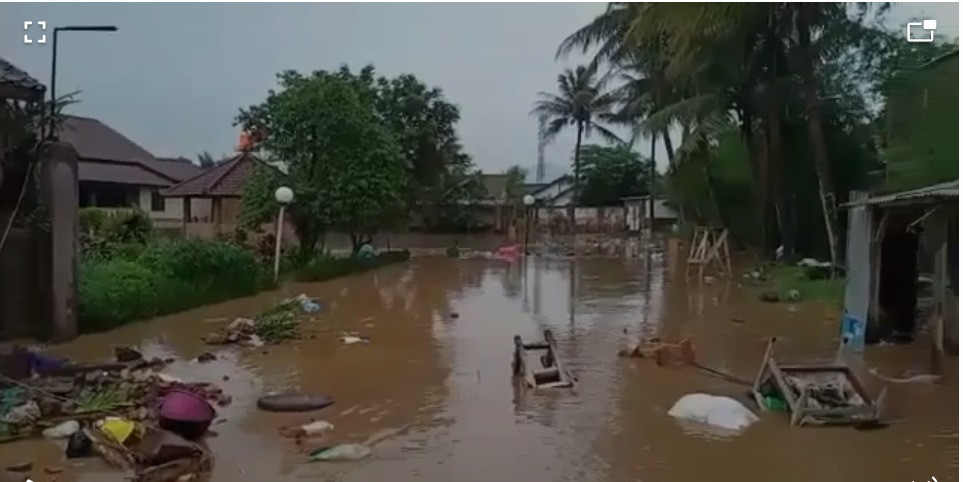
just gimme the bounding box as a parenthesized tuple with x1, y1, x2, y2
(299, 420, 334, 437)
(42, 420, 80, 439)
(668, 393, 759, 431)
(310, 444, 371, 461)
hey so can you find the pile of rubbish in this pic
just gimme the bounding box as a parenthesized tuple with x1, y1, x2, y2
(203, 293, 323, 347)
(0, 346, 226, 481)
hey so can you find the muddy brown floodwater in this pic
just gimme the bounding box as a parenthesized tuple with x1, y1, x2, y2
(1, 254, 958, 482)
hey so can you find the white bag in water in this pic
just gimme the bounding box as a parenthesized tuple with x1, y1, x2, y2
(668, 393, 759, 431)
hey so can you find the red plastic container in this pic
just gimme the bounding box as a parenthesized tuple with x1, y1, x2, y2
(158, 389, 215, 440)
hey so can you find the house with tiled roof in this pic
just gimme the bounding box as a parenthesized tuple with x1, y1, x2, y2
(57, 115, 203, 227)
(161, 151, 263, 236)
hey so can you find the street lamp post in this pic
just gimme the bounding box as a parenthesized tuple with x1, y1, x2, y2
(273, 186, 294, 283)
(49, 25, 117, 136)
(523, 194, 535, 256)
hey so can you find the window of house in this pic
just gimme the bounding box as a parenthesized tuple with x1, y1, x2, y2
(151, 190, 166, 212)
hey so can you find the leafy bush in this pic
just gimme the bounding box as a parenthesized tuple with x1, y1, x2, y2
(295, 250, 410, 282)
(79, 238, 270, 332)
(79, 259, 162, 332)
(80, 208, 153, 259)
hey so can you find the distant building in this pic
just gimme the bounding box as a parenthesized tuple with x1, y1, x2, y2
(622, 195, 678, 232)
(528, 175, 573, 207)
(57, 115, 204, 227)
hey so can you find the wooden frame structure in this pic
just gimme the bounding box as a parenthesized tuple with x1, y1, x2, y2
(686, 226, 732, 278)
(752, 337, 884, 427)
(512, 330, 573, 389)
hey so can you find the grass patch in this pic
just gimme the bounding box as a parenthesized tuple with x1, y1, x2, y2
(766, 264, 845, 305)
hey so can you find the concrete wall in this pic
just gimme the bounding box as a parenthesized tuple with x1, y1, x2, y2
(534, 206, 626, 233)
(0, 228, 39, 338)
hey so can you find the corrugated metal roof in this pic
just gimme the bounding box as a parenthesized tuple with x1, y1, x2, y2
(843, 180, 958, 207)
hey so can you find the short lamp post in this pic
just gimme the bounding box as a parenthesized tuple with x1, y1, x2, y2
(523, 194, 535, 256)
(273, 186, 294, 283)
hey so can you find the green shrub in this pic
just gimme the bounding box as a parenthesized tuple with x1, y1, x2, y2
(295, 250, 410, 282)
(80, 208, 153, 259)
(78, 239, 405, 332)
(79, 238, 270, 332)
(79, 259, 161, 331)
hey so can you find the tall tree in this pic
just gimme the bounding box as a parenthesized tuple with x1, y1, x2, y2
(560, 2, 896, 258)
(236, 67, 406, 255)
(531, 65, 621, 225)
(371, 72, 477, 229)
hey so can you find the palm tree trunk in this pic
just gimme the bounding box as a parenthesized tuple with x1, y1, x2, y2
(740, 109, 770, 252)
(570, 122, 584, 229)
(797, 6, 839, 271)
(766, 99, 793, 257)
(661, 129, 674, 167)
(648, 135, 656, 231)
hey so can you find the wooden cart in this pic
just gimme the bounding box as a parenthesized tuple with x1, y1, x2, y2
(512, 330, 574, 389)
(752, 337, 885, 427)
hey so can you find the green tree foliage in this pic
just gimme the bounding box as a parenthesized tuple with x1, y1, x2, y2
(557, 3, 902, 259)
(882, 43, 958, 191)
(575, 144, 653, 206)
(196, 151, 215, 169)
(371, 73, 482, 230)
(504, 164, 528, 201)
(235, 67, 406, 254)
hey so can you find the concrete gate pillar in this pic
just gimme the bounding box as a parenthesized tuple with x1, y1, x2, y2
(38, 142, 80, 342)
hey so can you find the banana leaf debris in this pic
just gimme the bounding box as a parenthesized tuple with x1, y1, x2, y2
(0, 346, 227, 481)
(202, 293, 323, 347)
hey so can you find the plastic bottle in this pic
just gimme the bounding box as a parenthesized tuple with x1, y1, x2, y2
(309, 444, 372, 461)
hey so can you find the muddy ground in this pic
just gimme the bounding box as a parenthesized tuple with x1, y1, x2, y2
(2, 254, 957, 482)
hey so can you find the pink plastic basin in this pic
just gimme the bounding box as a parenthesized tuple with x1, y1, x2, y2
(159, 389, 215, 424)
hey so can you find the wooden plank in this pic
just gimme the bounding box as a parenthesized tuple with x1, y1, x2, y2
(768, 358, 799, 406)
(543, 329, 571, 387)
(790, 388, 809, 427)
(799, 406, 875, 418)
(752, 338, 776, 393)
(780, 365, 850, 372)
(522, 343, 549, 350)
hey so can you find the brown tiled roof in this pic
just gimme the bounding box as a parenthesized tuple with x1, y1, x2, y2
(78, 160, 173, 187)
(162, 152, 259, 198)
(58, 116, 201, 186)
(0, 57, 45, 101)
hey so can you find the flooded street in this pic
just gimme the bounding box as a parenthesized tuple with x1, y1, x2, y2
(2, 255, 957, 482)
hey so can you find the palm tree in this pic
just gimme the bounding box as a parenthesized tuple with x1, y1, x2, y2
(531, 65, 621, 225)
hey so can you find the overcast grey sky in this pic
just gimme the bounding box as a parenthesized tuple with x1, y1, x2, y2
(1, 2, 957, 181)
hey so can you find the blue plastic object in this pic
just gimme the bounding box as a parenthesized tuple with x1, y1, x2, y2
(840, 312, 866, 353)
